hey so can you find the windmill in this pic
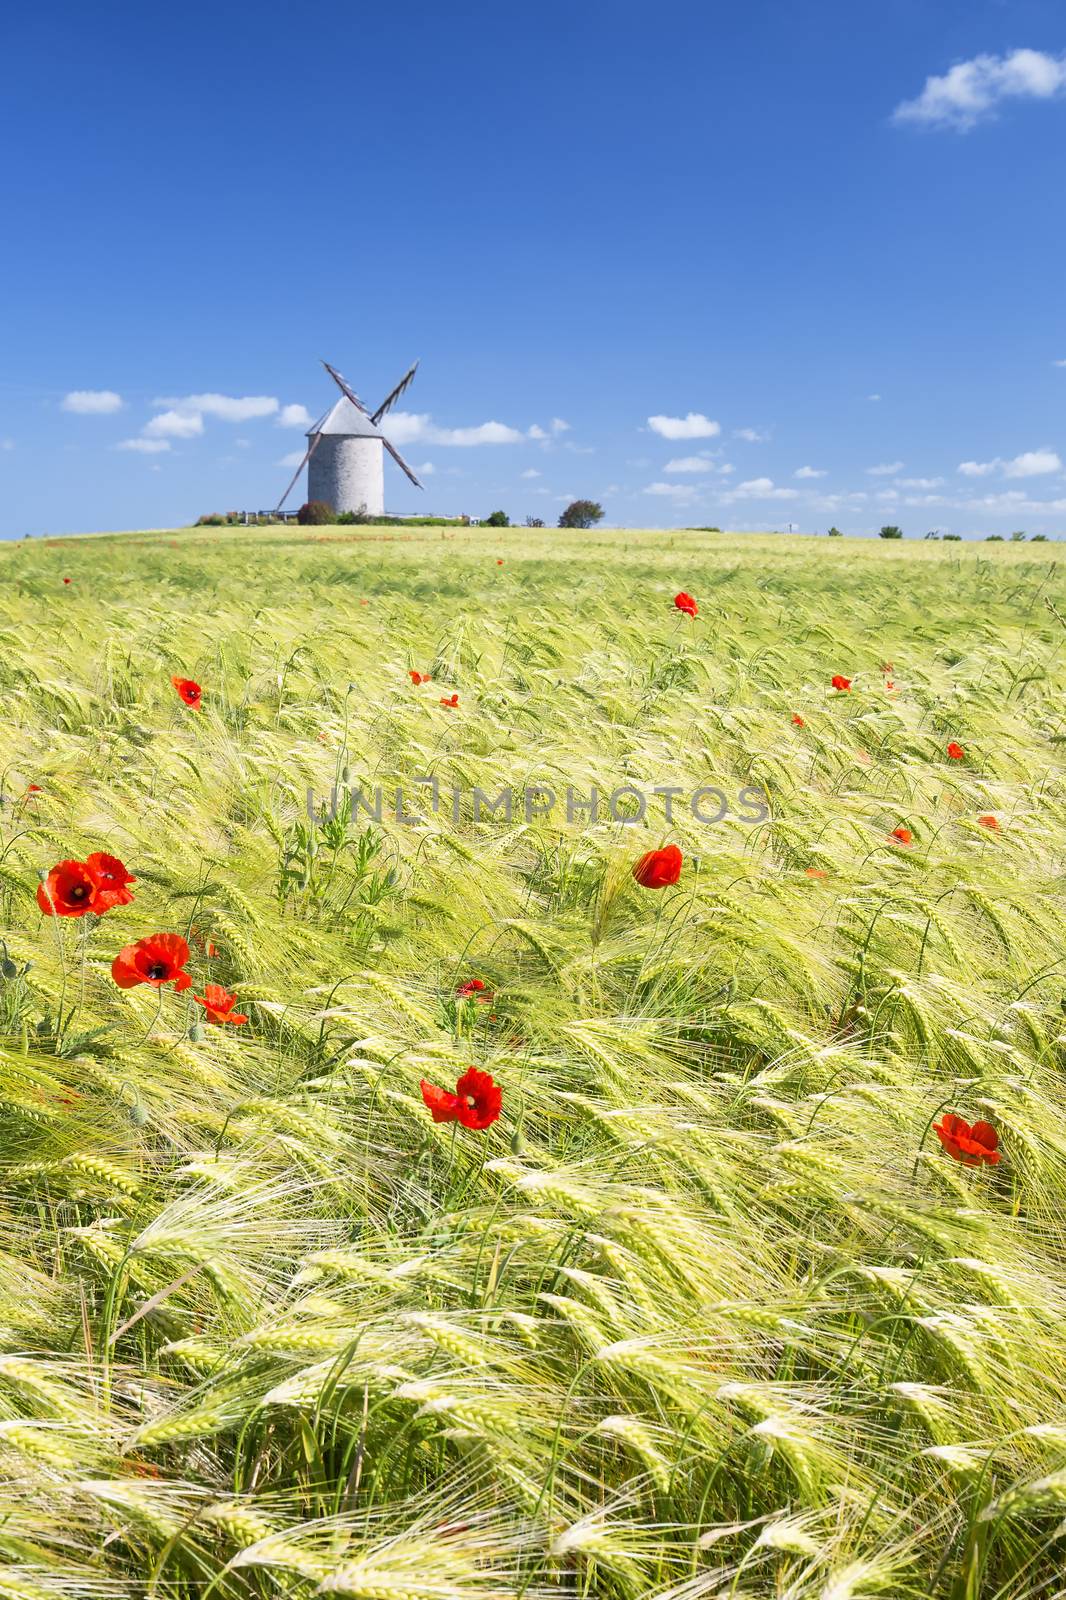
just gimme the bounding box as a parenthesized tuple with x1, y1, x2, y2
(275, 359, 423, 518)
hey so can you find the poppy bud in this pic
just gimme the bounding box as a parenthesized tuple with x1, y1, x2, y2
(36, 867, 48, 882)
(0, 958, 17, 980)
(130, 1101, 149, 1126)
(341, 766, 351, 785)
(510, 1124, 525, 1155)
(189, 1021, 205, 1043)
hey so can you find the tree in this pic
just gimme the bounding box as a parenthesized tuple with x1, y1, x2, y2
(1010, 530, 1027, 541)
(524, 516, 545, 527)
(827, 527, 843, 538)
(558, 499, 604, 530)
(297, 500, 335, 526)
(878, 525, 904, 540)
(484, 509, 510, 527)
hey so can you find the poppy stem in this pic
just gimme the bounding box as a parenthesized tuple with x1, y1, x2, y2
(136, 987, 166, 1047)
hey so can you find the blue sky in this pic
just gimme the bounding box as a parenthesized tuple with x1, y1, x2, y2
(3, 0, 1066, 538)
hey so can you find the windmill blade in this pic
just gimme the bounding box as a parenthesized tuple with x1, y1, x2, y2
(274, 433, 322, 514)
(321, 360, 371, 416)
(371, 360, 419, 426)
(381, 434, 424, 490)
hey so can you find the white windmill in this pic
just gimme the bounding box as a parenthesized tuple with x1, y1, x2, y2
(275, 359, 423, 518)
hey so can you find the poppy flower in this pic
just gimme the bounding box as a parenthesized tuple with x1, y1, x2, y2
(37, 860, 101, 917)
(440, 693, 459, 709)
(111, 932, 192, 992)
(63, 577, 72, 585)
(632, 844, 683, 889)
(881, 661, 894, 673)
(977, 814, 999, 830)
(84, 852, 136, 911)
(792, 714, 805, 727)
(457, 977, 492, 1002)
(947, 742, 965, 761)
(409, 670, 427, 684)
(27, 784, 42, 794)
(420, 1079, 460, 1122)
(885, 680, 896, 693)
(890, 827, 912, 847)
(497, 559, 504, 565)
(194, 984, 248, 1026)
(171, 676, 202, 710)
(831, 675, 852, 692)
(932, 1112, 1000, 1167)
(805, 868, 827, 879)
(674, 592, 698, 618)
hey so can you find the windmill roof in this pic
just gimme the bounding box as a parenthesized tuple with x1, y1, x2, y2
(307, 396, 384, 438)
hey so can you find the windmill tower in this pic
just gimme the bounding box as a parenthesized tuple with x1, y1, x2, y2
(275, 359, 423, 517)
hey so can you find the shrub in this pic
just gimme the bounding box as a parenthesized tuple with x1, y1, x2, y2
(827, 527, 843, 538)
(942, 533, 962, 541)
(558, 499, 605, 530)
(878, 525, 904, 540)
(1031, 533, 1049, 541)
(196, 513, 227, 527)
(1010, 531, 1027, 541)
(297, 501, 336, 526)
(524, 517, 545, 528)
(484, 510, 510, 527)
(985, 534, 1005, 542)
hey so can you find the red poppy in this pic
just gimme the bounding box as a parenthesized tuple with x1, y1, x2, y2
(63, 577, 72, 585)
(420, 1067, 502, 1130)
(977, 814, 999, 830)
(946, 742, 965, 761)
(37, 860, 101, 917)
(885, 680, 897, 693)
(831, 675, 852, 692)
(497, 559, 504, 565)
(409, 670, 430, 684)
(890, 827, 912, 847)
(805, 868, 827, 878)
(632, 844, 683, 889)
(420, 1079, 460, 1122)
(84, 852, 136, 911)
(674, 592, 698, 618)
(194, 984, 248, 1026)
(27, 784, 42, 794)
(792, 714, 805, 727)
(111, 933, 192, 992)
(457, 978, 492, 1002)
(171, 676, 202, 710)
(933, 1112, 1000, 1167)
(881, 661, 894, 673)
(440, 693, 459, 708)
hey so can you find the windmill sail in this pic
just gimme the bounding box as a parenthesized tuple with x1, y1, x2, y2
(371, 361, 419, 425)
(274, 432, 323, 514)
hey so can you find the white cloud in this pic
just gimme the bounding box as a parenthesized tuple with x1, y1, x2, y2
(647, 412, 720, 440)
(794, 465, 826, 479)
(386, 411, 527, 447)
(145, 409, 204, 439)
(116, 438, 171, 454)
(644, 481, 699, 500)
(1003, 448, 1062, 477)
(723, 477, 798, 502)
(277, 403, 313, 428)
(867, 461, 905, 476)
(0, 438, 13, 452)
(664, 455, 716, 473)
(734, 427, 768, 443)
(521, 468, 541, 479)
(957, 449, 1062, 479)
(415, 460, 436, 476)
(894, 48, 1066, 132)
(62, 389, 123, 414)
(277, 449, 306, 469)
(154, 393, 279, 422)
(896, 476, 945, 489)
(867, 393, 882, 402)
(527, 424, 548, 441)
(1054, 359, 1066, 368)
(550, 417, 570, 434)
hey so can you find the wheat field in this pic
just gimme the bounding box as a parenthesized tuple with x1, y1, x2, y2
(0, 523, 1064, 1598)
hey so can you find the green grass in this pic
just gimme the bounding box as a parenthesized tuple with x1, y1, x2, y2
(0, 523, 1064, 1598)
